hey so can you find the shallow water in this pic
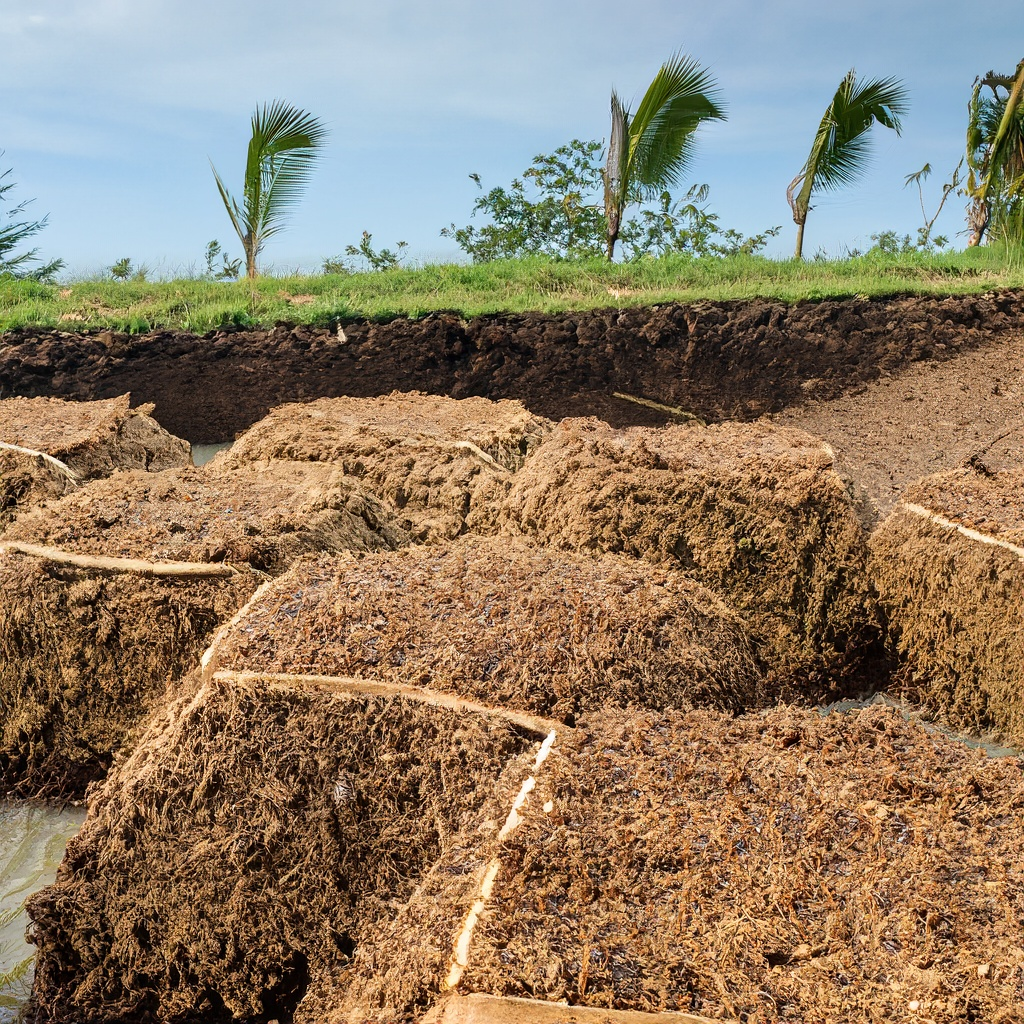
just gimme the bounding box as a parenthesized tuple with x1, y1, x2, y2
(819, 692, 1022, 759)
(190, 441, 233, 466)
(0, 802, 86, 1022)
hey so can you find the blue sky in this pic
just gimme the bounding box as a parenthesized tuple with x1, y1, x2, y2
(3, 0, 1023, 276)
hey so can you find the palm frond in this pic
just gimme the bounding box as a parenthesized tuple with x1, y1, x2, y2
(210, 161, 247, 250)
(628, 52, 725, 194)
(212, 100, 327, 275)
(604, 91, 630, 213)
(980, 61, 1024, 204)
(243, 100, 327, 246)
(793, 69, 908, 216)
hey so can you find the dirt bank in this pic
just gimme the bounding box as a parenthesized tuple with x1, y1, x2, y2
(2, 291, 1022, 442)
(769, 330, 1024, 514)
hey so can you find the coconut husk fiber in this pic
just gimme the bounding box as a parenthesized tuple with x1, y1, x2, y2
(221, 392, 553, 541)
(870, 466, 1024, 748)
(208, 537, 766, 723)
(479, 417, 884, 694)
(0, 394, 189, 530)
(25, 672, 533, 1024)
(0, 460, 409, 796)
(332, 705, 1024, 1024)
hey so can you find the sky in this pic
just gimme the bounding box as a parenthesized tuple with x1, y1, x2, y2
(2, 0, 1023, 276)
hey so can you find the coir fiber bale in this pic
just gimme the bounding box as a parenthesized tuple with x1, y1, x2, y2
(0, 394, 189, 530)
(870, 467, 1024, 747)
(0, 461, 408, 796)
(209, 537, 765, 722)
(25, 673, 532, 1024)
(482, 417, 883, 694)
(335, 705, 1024, 1024)
(221, 392, 553, 541)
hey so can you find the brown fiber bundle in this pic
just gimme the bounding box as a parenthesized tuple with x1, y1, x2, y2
(221, 393, 553, 541)
(480, 417, 883, 695)
(210, 538, 765, 722)
(336, 705, 1024, 1024)
(871, 467, 1024, 747)
(0, 394, 189, 530)
(0, 461, 407, 796)
(26, 674, 531, 1024)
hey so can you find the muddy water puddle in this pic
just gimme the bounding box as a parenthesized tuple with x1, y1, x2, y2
(820, 692, 1021, 759)
(190, 441, 232, 466)
(0, 802, 86, 1022)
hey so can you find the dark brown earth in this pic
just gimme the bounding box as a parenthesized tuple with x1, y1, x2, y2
(2, 291, 1023, 444)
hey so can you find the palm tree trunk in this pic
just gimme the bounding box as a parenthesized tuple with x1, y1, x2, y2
(794, 218, 806, 260)
(605, 195, 621, 261)
(245, 235, 258, 279)
(967, 199, 989, 247)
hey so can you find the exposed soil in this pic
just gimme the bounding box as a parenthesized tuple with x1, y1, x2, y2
(2, 291, 1022, 444)
(769, 332, 1024, 514)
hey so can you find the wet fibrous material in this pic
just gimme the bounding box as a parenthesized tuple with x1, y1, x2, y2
(209, 539, 766, 722)
(0, 460, 407, 796)
(334, 706, 1024, 1024)
(871, 466, 1024, 747)
(221, 392, 552, 541)
(0, 394, 189, 530)
(481, 417, 885, 694)
(26, 674, 532, 1023)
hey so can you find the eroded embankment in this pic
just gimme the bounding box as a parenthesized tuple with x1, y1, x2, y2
(2, 290, 1022, 441)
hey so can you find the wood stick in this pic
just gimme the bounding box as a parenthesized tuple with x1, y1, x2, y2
(612, 392, 706, 425)
(0, 441, 80, 485)
(0, 541, 239, 577)
(213, 669, 559, 736)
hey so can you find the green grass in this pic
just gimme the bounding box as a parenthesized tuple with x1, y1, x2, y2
(2, 247, 1023, 334)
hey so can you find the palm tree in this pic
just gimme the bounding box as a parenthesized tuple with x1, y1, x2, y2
(0, 154, 64, 281)
(211, 101, 328, 278)
(604, 53, 725, 260)
(965, 60, 1024, 247)
(787, 70, 909, 259)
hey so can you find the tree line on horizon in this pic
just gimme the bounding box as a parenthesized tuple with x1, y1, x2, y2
(2, 56, 1023, 281)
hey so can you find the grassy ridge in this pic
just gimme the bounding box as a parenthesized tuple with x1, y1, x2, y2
(2, 248, 1022, 334)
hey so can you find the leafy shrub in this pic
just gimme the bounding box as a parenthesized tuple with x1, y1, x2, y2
(443, 140, 778, 262)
